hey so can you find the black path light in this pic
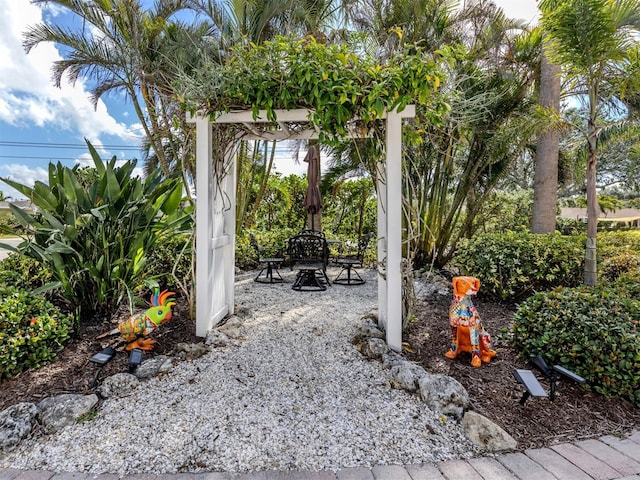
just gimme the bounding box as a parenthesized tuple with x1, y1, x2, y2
(513, 355, 585, 405)
(89, 347, 116, 388)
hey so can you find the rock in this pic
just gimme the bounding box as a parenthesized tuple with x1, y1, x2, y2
(206, 330, 230, 347)
(98, 373, 140, 398)
(389, 361, 426, 392)
(381, 352, 405, 370)
(0, 402, 37, 452)
(360, 338, 389, 359)
(134, 355, 174, 379)
(463, 411, 517, 451)
(418, 374, 469, 419)
(217, 317, 243, 339)
(172, 342, 209, 360)
(37, 394, 99, 433)
(415, 272, 450, 298)
(361, 309, 379, 323)
(352, 323, 385, 343)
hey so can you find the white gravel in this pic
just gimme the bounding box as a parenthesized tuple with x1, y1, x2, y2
(2, 268, 478, 475)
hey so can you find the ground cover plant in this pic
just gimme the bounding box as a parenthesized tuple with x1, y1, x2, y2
(0, 284, 73, 379)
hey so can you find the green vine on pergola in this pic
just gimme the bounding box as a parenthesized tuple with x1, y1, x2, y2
(178, 35, 450, 144)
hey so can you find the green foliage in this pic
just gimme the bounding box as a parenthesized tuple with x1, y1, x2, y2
(0, 141, 185, 319)
(452, 232, 585, 301)
(179, 35, 447, 144)
(0, 284, 73, 379)
(512, 284, 640, 406)
(0, 213, 28, 236)
(556, 217, 587, 235)
(144, 233, 193, 290)
(599, 230, 640, 254)
(236, 229, 298, 269)
(473, 190, 534, 234)
(0, 252, 53, 291)
(601, 251, 640, 282)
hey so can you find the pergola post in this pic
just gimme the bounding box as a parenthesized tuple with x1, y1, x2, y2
(382, 110, 404, 352)
(194, 115, 213, 337)
(193, 114, 236, 337)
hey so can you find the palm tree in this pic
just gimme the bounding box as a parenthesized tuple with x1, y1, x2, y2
(23, 0, 193, 176)
(532, 45, 562, 233)
(539, 0, 640, 285)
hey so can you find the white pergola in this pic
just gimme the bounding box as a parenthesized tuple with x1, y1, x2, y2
(186, 106, 415, 352)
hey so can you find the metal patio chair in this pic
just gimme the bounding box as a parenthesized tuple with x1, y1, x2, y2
(250, 233, 285, 284)
(333, 233, 373, 285)
(287, 233, 330, 291)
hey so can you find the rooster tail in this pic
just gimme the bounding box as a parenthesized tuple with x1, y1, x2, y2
(151, 289, 176, 308)
(96, 328, 120, 339)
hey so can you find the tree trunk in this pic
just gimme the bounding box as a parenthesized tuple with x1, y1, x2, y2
(532, 47, 561, 233)
(584, 118, 599, 286)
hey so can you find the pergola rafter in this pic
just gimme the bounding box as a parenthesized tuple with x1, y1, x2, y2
(186, 105, 415, 351)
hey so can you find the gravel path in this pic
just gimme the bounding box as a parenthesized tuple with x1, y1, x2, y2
(2, 269, 478, 475)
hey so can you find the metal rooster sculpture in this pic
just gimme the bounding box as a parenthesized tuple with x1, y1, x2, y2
(97, 290, 176, 351)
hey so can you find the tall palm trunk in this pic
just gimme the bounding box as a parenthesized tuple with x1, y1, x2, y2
(532, 47, 560, 233)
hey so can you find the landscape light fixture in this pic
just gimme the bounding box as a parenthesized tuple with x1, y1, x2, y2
(128, 348, 144, 372)
(513, 355, 585, 405)
(89, 347, 116, 387)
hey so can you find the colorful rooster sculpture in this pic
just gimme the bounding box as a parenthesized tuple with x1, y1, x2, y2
(97, 290, 176, 351)
(444, 276, 496, 367)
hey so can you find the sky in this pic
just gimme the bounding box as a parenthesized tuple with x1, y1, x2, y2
(0, 0, 540, 200)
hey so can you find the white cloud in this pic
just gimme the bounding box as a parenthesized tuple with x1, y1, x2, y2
(0, 163, 49, 200)
(0, 0, 140, 143)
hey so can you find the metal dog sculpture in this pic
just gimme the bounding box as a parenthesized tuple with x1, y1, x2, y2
(444, 276, 496, 367)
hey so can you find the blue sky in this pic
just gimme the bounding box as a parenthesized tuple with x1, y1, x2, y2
(0, 0, 539, 201)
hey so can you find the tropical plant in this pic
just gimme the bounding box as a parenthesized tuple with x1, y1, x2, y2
(0, 141, 184, 321)
(452, 231, 585, 301)
(539, 0, 640, 285)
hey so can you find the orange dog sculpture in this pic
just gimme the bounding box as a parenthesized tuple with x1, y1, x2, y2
(444, 276, 496, 367)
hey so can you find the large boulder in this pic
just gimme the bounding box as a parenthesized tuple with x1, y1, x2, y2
(0, 402, 38, 452)
(418, 373, 469, 419)
(37, 394, 99, 433)
(463, 411, 517, 451)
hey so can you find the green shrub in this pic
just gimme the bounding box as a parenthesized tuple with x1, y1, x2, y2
(0, 285, 74, 379)
(144, 233, 193, 290)
(452, 232, 585, 301)
(601, 251, 640, 282)
(512, 285, 639, 406)
(0, 252, 53, 290)
(599, 231, 640, 255)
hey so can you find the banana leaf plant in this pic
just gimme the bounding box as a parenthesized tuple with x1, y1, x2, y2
(0, 140, 186, 324)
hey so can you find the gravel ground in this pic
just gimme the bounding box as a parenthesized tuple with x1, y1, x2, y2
(2, 269, 478, 475)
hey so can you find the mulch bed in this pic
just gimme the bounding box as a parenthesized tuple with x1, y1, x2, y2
(1, 292, 638, 451)
(404, 294, 640, 449)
